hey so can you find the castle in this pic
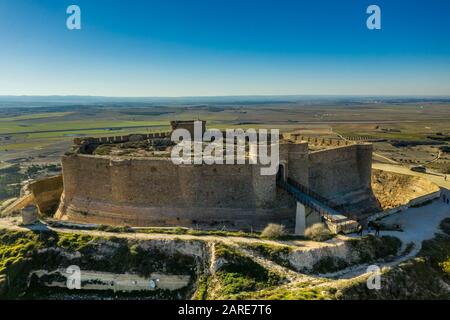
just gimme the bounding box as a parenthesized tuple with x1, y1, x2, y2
(54, 121, 377, 234)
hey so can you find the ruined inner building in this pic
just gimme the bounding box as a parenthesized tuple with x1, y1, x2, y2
(52, 120, 378, 234)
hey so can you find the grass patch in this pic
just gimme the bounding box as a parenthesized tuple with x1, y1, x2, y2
(0, 228, 201, 299)
(312, 256, 349, 274)
(310, 235, 401, 274)
(135, 227, 260, 239)
(420, 218, 450, 277)
(93, 144, 114, 156)
(0, 230, 41, 275)
(348, 235, 401, 263)
(212, 244, 283, 299)
(193, 275, 210, 300)
(244, 243, 293, 269)
(56, 233, 94, 251)
(335, 257, 450, 300)
(234, 282, 331, 300)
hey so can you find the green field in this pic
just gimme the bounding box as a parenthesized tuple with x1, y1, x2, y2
(0, 101, 449, 173)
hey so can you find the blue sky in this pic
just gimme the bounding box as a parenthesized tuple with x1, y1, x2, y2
(0, 0, 450, 96)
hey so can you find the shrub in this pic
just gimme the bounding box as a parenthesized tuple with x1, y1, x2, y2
(305, 223, 331, 241)
(56, 233, 93, 251)
(193, 275, 210, 300)
(93, 144, 114, 156)
(420, 219, 450, 277)
(261, 224, 286, 239)
(312, 256, 348, 274)
(440, 260, 450, 275)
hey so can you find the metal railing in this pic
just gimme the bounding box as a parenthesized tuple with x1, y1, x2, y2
(286, 177, 340, 209)
(277, 179, 337, 220)
(278, 177, 361, 234)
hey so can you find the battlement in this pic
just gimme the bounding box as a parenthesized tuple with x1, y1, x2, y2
(288, 134, 359, 149)
(73, 131, 172, 146)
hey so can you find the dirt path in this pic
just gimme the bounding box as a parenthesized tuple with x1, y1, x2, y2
(426, 150, 442, 165)
(373, 152, 399, 164)
(0, 217, 331, 250)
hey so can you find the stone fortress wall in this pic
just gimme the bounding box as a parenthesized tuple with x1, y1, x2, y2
(55, 122, 376, 230)
(278, 140, 374, 210)
(308, 144, 373, 202)
(55, 154, 295, 229)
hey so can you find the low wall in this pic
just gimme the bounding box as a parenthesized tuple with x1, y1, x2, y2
(368, 189, 441, 222)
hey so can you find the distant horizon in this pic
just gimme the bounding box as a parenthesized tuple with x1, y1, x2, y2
(1, 94, 450, 109)
(2, 94, 450, 99)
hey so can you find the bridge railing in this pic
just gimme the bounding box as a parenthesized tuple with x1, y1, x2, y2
(278, 178, 360, 234)
(277, 179, 336, 220)
(286, 177, 340, 209)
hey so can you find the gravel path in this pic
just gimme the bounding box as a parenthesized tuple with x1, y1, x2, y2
(317, 193, 450, 280)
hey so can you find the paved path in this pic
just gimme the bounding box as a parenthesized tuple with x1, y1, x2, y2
(318, 196, 450, 281)
(381, 193, 450, 247)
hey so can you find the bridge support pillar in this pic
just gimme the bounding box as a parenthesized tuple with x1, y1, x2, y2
(295, 202, 306, 236)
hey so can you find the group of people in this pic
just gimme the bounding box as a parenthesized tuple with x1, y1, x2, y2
(443, 193, 449, 205)
(356, 221, 381, 237)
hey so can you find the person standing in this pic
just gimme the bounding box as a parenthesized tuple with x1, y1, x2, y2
(375, 224, 381, 236)
(357, 224, 364, 236)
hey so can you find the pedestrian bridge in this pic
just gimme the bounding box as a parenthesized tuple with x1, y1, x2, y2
(277, 178, 358, 235)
